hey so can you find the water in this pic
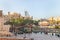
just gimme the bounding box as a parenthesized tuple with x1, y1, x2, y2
(16, 32, 60, 40)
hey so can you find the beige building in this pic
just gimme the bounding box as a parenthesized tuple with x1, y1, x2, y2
(38, 21, 49, 26)
(8, 12, 21, 19)
(0, 17, 4, 31)
(0, 17, 11, 31)
(0, 10, 13, 36)
(38, 21, 49, 28)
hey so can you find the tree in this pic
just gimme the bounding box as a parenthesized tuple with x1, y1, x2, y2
(33, 20, 39, 25)
(22, 19, 33, 25)
(55, 26, 59, 29)
(49, 17, 55, 26)
(5, 18, 24, 35)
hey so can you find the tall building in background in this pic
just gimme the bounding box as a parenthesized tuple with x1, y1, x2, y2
(25, 11, 30, 17)
(24, 11, 33, 19)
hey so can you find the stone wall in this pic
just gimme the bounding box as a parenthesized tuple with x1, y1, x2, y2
(0, 38, 31, 40)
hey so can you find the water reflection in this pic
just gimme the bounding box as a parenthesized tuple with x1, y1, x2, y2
(16, 32, 60, 40)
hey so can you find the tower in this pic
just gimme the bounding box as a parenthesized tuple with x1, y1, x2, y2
(8, 12, 10, 16)
(0, 10, 3, 17)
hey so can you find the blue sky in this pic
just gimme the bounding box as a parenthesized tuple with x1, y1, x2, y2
(0, 0, 60, 18)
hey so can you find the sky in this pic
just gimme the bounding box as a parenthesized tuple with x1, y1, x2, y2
(0, 0, 60, 18)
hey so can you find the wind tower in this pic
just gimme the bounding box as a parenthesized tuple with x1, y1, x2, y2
(0, 10, 3, 17)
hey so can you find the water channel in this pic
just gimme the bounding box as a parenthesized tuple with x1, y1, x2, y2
(16, 32, 60, 40)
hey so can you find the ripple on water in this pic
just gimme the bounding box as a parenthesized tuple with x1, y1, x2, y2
(7, 32, 60, 40)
